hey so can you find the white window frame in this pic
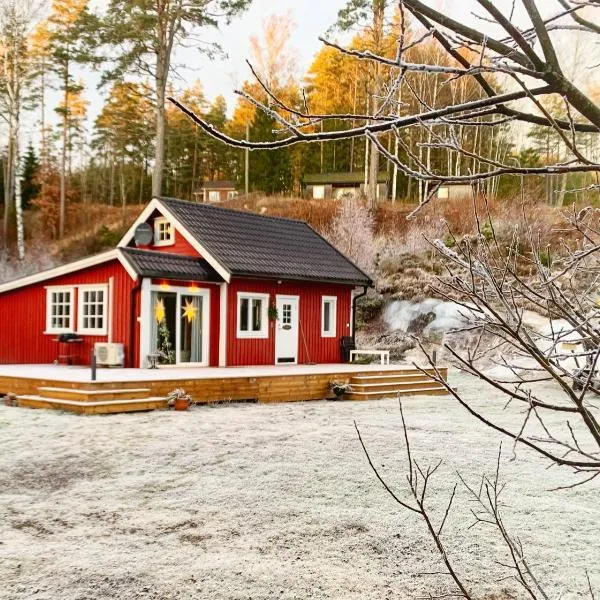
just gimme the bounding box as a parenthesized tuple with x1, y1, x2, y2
(154, 216, 175, 246)
(45, 286, 76, 334)
(77, 284, 109, 335)
(321, 296, 337, 338)
(237, 292, 269, 339)
(208, 190, 221, 203)
(226, 190, 238, 200)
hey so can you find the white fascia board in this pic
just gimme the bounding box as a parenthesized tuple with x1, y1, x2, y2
(116, 249, 140, 282)
(118, 197, 231, 283)
(117, 198, 162, 249)
(0, 250, 136, 295)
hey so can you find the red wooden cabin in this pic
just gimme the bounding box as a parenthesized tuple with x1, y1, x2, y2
(0, 198, 371, 368)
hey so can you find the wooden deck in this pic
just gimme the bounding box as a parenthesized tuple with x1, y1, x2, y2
(0, 364, 449, 414)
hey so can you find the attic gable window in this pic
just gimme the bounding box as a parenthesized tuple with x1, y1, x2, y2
(154, 217, 174, 246)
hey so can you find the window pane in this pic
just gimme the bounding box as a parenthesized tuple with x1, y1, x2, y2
(324, 302, 331, 332)
(240, 298, 249, 331)
(252, 299, 262, 331)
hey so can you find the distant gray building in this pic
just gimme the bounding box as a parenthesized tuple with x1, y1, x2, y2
(302, 172, 389, 200)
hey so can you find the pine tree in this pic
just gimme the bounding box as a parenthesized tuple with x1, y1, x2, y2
(20, 142, 40, 210)
(248, 109, 292, 194)
(97, 0, 251, 199)
(45, 0, 97, 238)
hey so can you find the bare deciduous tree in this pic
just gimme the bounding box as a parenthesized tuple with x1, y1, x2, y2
(170, 0, 600, 212)
(171, 2, 600, 596)
(0, 0, 40, 259)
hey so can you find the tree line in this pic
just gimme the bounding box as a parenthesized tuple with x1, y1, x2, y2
(1, 0, 598, 258)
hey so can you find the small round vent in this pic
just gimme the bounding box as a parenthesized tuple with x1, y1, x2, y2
(134, 223, 154, 247)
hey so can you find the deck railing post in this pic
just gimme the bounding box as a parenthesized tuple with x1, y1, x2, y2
(91, 349, 97, 382)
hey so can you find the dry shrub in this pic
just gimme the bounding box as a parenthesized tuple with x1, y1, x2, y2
(222, 194, 339, 233)
(325, 198, 375, 274)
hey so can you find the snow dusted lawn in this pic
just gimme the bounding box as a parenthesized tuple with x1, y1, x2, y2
(0, 372, 599, 600)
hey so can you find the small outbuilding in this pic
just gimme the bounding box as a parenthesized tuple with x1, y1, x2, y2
(0, 198, 371, 369)
(436, 183, 472, 200)
(195, 180, 238, 203)
(303, 172, 389, 201)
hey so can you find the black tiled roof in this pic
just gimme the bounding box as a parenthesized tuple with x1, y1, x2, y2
(120, 248, 223, 282)
(158, 197, 372, 286)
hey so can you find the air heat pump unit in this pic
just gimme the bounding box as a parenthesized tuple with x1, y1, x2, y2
(94, 343, 125, 367)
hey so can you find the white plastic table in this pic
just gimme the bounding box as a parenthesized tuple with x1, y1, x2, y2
(349, 350, 390, 365)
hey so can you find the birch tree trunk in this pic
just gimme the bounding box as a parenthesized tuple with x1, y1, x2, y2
(14, 97, 24, 260)
(59, 63, 68, 239)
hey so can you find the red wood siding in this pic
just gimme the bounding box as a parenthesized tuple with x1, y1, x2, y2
(226, 278, 353, 366)
(0, 260, 137, 366)
(148, 227, 199, 256)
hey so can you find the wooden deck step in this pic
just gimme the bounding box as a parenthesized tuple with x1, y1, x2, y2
(345, 386, 449, 400)
(38, 387, 151, 401)
(350, 380, 444, 394)
(17, 395, 167, 414)
(351, 375, 439, 386)
(352, 370, 446, 383)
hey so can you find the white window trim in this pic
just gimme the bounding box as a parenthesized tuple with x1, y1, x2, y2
(321, 296, 337, 338)
(45, 286, 76, 334)
(237, 292, 269, 339)
(77, 284, 109, 336)
(139, 283, 211, 367)
(154, 216, 175, 247)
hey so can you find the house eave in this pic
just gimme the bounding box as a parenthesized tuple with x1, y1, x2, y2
(0, 249, 138, 295)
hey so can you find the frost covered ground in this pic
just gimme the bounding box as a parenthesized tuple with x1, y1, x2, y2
(1, 371, 599, 600)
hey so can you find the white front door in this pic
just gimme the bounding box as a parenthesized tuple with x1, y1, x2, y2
(275, 295, 299, 365)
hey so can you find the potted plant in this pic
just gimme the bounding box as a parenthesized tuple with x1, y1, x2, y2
(330, 381, 351, 400)
(166, 388, 192, 411)
(3, 393, 17, 407)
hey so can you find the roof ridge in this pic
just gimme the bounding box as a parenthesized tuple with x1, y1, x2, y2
(157, 196, 310, 226)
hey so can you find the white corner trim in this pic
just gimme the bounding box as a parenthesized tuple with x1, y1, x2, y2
(107, 277, 114, 343)
(219, 282, 228, 366)
(0, 250, 135, 295)
(138, 278, 152, 368)
(117, 197, 231, 283)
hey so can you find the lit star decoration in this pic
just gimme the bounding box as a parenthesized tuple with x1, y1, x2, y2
(154, 298, 166, 323)
(182, 299, 198, 323)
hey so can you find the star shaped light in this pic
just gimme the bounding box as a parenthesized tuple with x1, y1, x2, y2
(154, 298, 166, 323)
(182, 298, 198, 323)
